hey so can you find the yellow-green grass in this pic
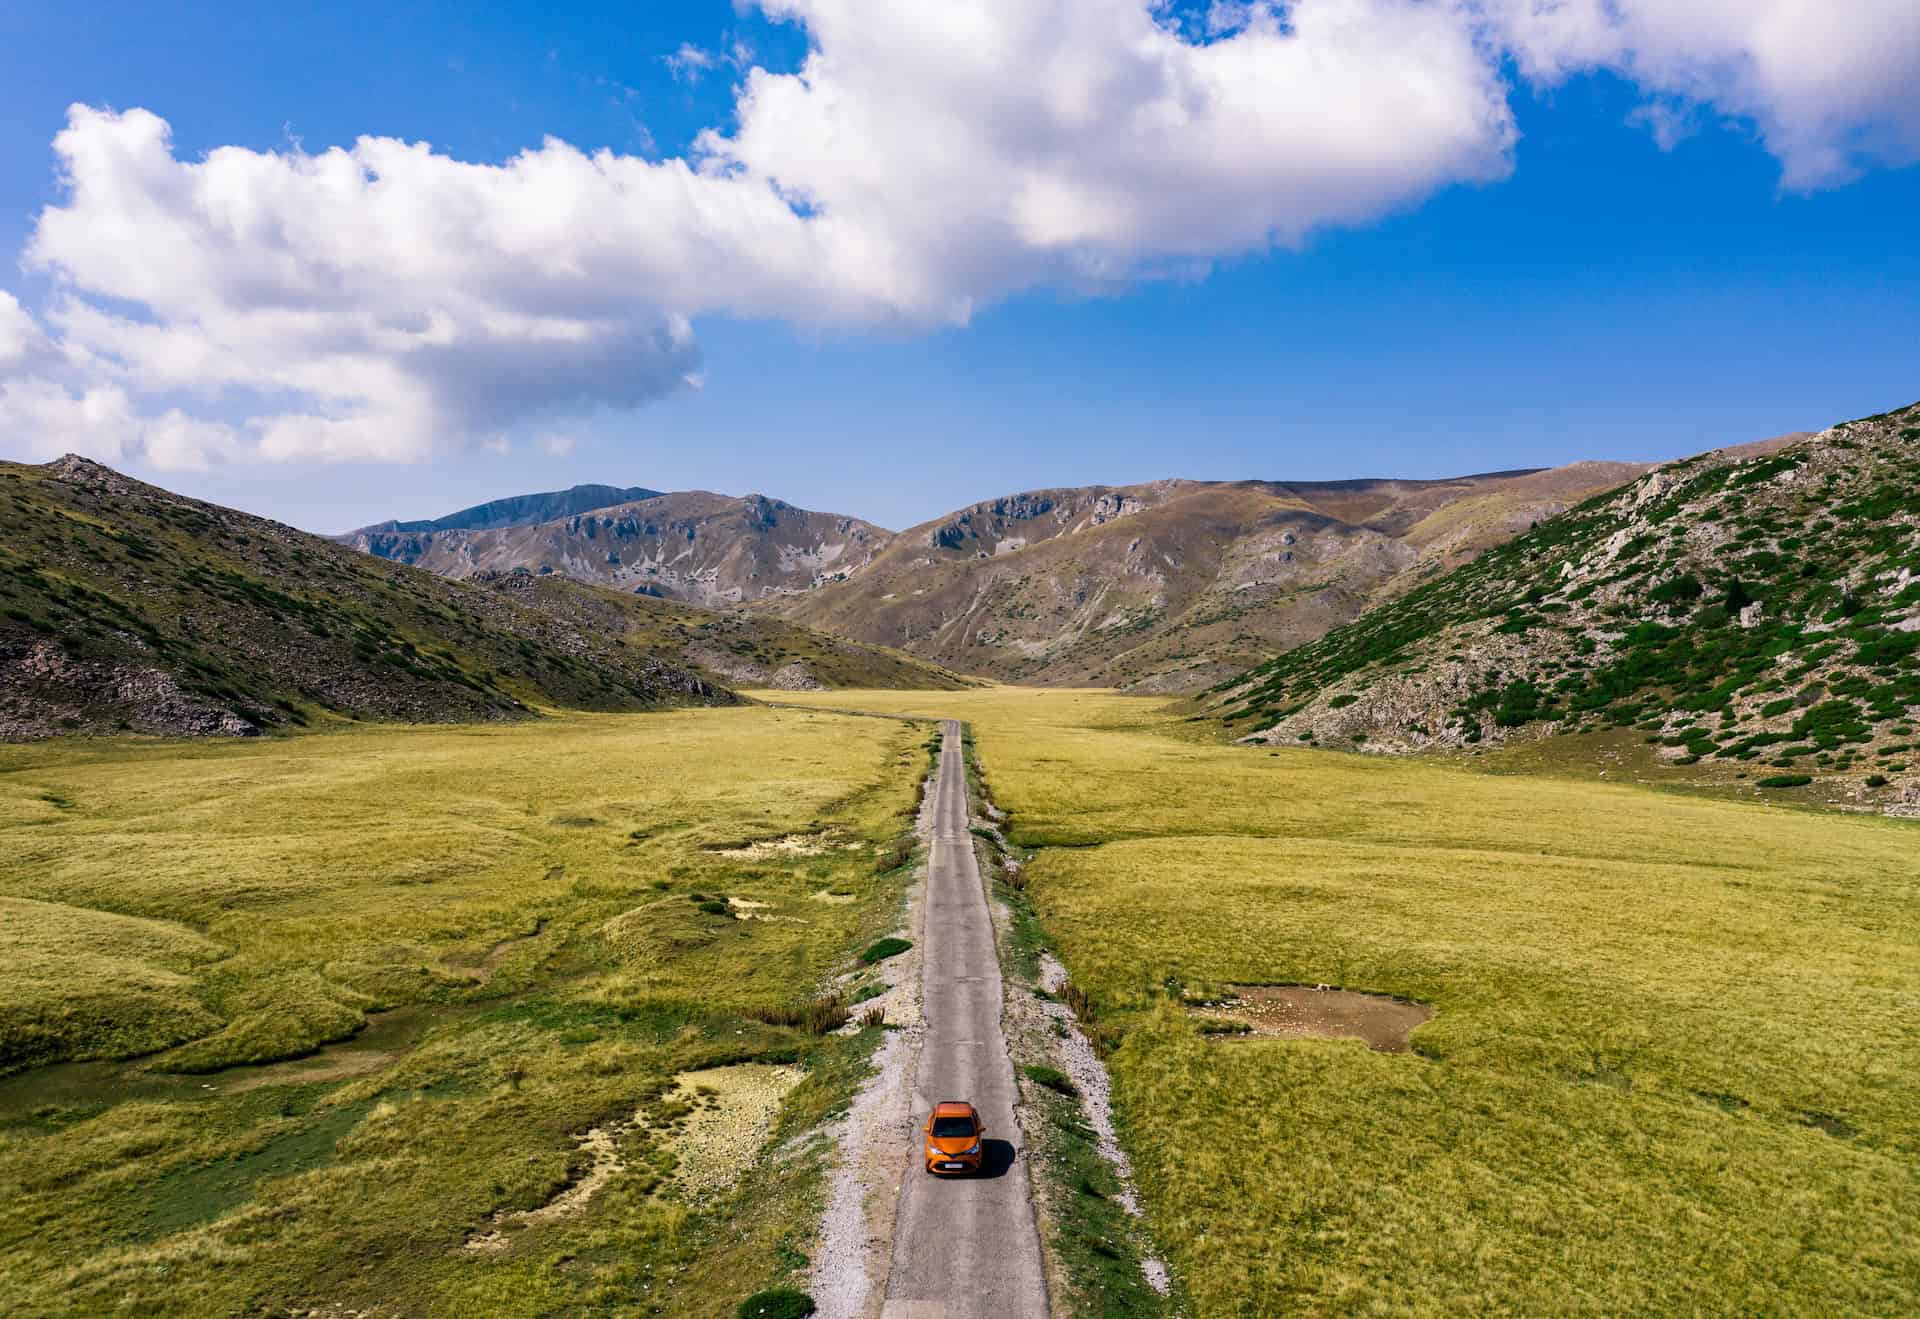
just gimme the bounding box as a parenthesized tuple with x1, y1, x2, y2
(0, 707, 924, 1315)
(769, 687, 1920, 1314)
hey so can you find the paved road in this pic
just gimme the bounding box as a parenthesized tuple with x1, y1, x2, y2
(880, 721, 1049, 1319)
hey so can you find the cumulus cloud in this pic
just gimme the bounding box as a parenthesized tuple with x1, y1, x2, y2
(4, 0, 1916, 470)
(0, 293, 51, 369)
(1478, 0, 1920, 187)
(536, 432, 577, 458)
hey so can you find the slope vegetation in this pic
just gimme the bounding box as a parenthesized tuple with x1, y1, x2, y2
(347, 490, 891, 606)
(764, 464, 1649, 689)
(0, 456, 731, 740)
(1220, 402, 1920, 811)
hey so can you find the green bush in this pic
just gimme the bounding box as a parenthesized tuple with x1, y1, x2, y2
(860, 937, 912, 965)
(1023, 1063, 1077, 1095)
(1866, 774, 1890, 789)
(1757, 774, 1813, 788)
(738, 1289, 816, 1319)
(1650, 574, 1704, 605)
(1328, 694, 1359, 709)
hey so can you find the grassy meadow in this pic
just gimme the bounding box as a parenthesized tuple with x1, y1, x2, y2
(0, 707, 927, 1316)
(770, 688, 1920, 1315)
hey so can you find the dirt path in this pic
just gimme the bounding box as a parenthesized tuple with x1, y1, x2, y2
(877, 720, 1049, 1318)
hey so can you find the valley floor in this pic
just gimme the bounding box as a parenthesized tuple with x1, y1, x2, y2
(0, 708, 927, 1316)
(771, 687, 1920, 1315)
(4, 691, 1917, 1315)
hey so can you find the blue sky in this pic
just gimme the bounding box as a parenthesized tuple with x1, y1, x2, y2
(1, 1, 1916, 533)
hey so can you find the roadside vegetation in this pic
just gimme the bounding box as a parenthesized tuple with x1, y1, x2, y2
(0, 706, 924, 1315)
(775, 686, 1920, 1314)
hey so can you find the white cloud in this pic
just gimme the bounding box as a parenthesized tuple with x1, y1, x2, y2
(1477, 0, 1920, 187)
(0, 373, 242, 472)
(664, 43, 718, 82)
(0, 292, 50, 369)
(536, 432, 577, 457)
(5, 0, 1916, 471)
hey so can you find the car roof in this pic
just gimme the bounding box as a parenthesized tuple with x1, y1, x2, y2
(932, 1100, 977, 1115)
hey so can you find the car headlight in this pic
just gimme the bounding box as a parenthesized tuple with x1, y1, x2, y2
(962, 1141, 981, 1156)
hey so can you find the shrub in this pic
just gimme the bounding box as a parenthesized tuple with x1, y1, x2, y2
(860, 937, 912, 965)
(1197, 1018, 1254, 1036)
(1866, 774, 1890, 789)
(738, 1289, 816, 1319)
(1650, 574, 1704, 605)
(750, 995, 850, 1034)
(1023, 1063, 1077, 1095)
(1328, 694, 1359, 709)
(1757, 774, 1813, 788)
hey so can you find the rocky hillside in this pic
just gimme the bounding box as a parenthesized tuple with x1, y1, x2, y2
(352, 482, 663, 534)
(470, 570, 972, 691)
(1218, 402, 1920, 812)
(0, 457, 733, 740)
(760, 464, 1650, 689)
(345, 490, 891, 606)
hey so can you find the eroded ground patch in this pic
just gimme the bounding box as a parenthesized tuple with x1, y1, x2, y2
(1194, 986, 1433, 1052)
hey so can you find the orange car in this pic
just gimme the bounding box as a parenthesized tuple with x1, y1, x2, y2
(923, 1100, 986, 1175)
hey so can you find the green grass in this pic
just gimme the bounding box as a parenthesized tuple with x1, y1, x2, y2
(773, 687, 1920, 1314)
(858, 936, 913, 964)
(1021, 1063, 1076, 1096)
(0, 706, 924, 1316)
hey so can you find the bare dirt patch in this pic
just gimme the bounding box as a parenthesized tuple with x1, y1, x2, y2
(1194, 986, 1433, 1053)
(708, 832, 850, 860)
(666, 1063, 804, 1202)
(466, 1061, 800, 1253)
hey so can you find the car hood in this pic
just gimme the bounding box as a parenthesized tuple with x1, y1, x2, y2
(927, 1134, 979, 1154)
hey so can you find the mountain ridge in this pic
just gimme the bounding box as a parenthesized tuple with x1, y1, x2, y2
(349, 482, 666, 535)
(345, 489, 892, 607)
(759, 462, 1658, 690)
(341, 460, 1658, 690)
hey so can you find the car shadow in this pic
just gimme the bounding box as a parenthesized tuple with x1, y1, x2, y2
(976, 1138, 1017, 1179)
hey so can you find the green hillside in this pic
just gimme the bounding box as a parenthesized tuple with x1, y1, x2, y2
(1218, 401, 1920, 808)
(0, 456, 733, 739)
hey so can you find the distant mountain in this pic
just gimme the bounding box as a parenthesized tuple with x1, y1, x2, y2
(351, 483, 665, 535)
(0, 457, 731, 740)
(758, 464, 1653, 690)
(469, 570, 973, 692)
(1214, 403, 1920, 811)
(345, 490, 892, 607)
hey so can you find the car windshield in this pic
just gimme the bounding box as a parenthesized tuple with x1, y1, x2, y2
(931, 1116, 976, 1138)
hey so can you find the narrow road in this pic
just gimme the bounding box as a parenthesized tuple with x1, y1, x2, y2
(880, 721, 1048, 1319)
